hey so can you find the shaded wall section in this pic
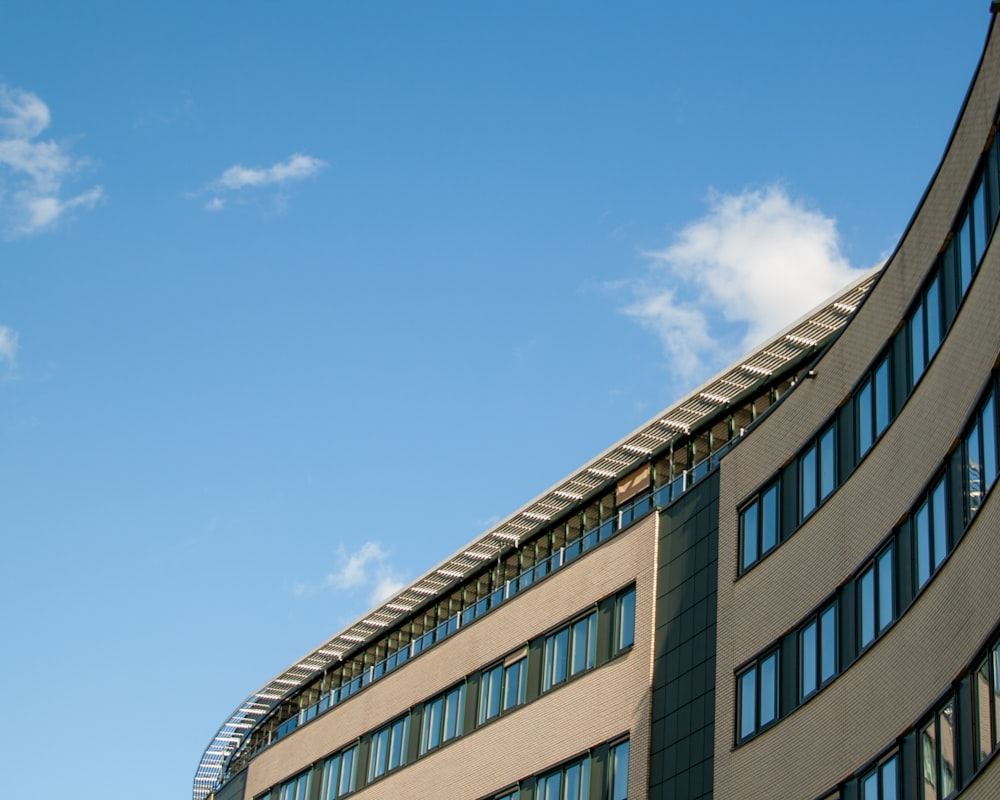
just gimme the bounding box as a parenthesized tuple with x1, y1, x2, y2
(649, 472, 719, 799)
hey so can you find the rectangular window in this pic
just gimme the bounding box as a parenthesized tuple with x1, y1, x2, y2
(920, 699, 957, 799)
(910, 274, 943, 385)
(608, 739, 629, 800)
(740, 481, 779, 571)
(800, 602, 837, 699)
(860, 753, 899, 800)
(320, 746, 357, 800)
(479, 652, 526, 724)
(965, 386, 998, 520)
(858, 543, 895, 650)
(738, 650, 779, 741)
(858, 355, 892, 457)
(543, 611, 597, 692)
(368, 716, 409, 781)
(421, 683, 465, 754)
(915, 476, 949, 589)
(537, 757, 590, 800)
(974, 641, 1000, 768)
(278, 771, 311, 800)
(801, 425, 837, 520)
(615, 587, 636, 652)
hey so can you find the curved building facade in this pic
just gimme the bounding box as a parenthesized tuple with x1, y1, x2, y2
(196, 7, 1000, 799)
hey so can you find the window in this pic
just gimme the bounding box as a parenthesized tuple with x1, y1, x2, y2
(965, 386, 998, 520)
(858, 544, 895, 650)
(738, 650, 779, 741)
(421, 683, 465, 754)
(914, 476, 949, 589)
(958, 177, 987, 294)
(909, 273, 943, 385)
(740, 481, 779, 571)
(800, 602, 837, 700)
(479, 651, 526, 723)
(319, 745, 357, 800)
(537, 757, 590, 800)
(608, 739, 629, 800)
(860, 753, 899, 800)
(543, 611, 596, 691)
(368, 715, 409, 781)
(615, 587, 636, 652)
(974, 641, 1000, 768)
(857, 354, 892, 457)
(278, 771, 311, 800)
(801, 424, 837, 520)
(920, 699, 958, 799)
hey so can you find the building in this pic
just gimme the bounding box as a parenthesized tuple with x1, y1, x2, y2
(194, 8, 1000, 799)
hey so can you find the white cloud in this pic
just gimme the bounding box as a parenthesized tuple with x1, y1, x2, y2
(200, 153, 326, 213)
(0, 83, 103, 237)
(294, 541, 405, 605)
(622, 185, 869, 385)
(0, 325, 18, 366)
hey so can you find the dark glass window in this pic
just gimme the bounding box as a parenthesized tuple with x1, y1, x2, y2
(615, 587, 636, 652)
(920, 699, 958, 799)
(609, 739, 629, 800)
(910, 273, 943, 385)
(965, 386, 998, 520)
(801, 425, 837, 520)
(543, 612, 596, 691)
(421, 683, 465, 754)
(800, 602, 837, 699)
(278, 770, 311, 800)
(858, 543, 895, 650)
(974, 641, 1000, 769)
(368, 716, 409, 781)
(858, 354, 892, 457)
(915, 476, 949, 589)
(738, 650, 779, 741)
(319, 746, 357, 800)
(479, 652, 526, 724)
(537, 757, 590, 800)
(860, 753, 899, 800)
(740, 481, 779, 571)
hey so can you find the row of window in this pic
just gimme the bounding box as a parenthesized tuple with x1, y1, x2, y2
(484, 738, 629, 800)
(738, 369, 1000, 743)
(819, 634, 1000, 800)
(257, 587, 636, 798)
(739, 121, 1000, 574)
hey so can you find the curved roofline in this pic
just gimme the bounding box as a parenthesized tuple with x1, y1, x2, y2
(193, 267, 878, 800)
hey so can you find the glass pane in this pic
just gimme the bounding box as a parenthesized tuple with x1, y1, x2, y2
(564, 762, 583, 800)
(571, 617, 589, 676)
(741, 502, 759, 570)
(932, 480, 948, 570)
(321, 755, 340, 800)
(960, 210, 974, 291)
(821, 605, 837, 682)
(967, 421, 983, 517)
(481, 664, 501, 721)
(858, 379, 874, 455)
(443, 686, 463, 741)
(983, 395, 998, 489)
(911, 302, 926, 381)
(820, 427, 836, 500)
(503, 659, 525, 710)
(916, 502, 931, 587)
(539, 772, 561, 800)
(339, 747, 356, 795)
(878, 546, 894, 632)
(423, 696, 442, 752)
(801, 445, 818, 518)
(739, 668, 757, 739)
(761, 485, 778, 554)
(546, 628, 569, 690)
(939, 702, 955, 797)
(921, 724, 936, 800)
(760, 653, 777, 725)
(974, 179, 987, 266)
(881, 755, 898, 800)
(611, 740, 630, 800)
(801, 621, 818, 697)
(861, 769, 879, 800)
(859, 567, 876, 647)
(993, 644, 1000, 752)
(926, 277, 941, 357)
(617, 589, 636, 650)
(977, 661, 992, 765)
(875, 358, 891, 434)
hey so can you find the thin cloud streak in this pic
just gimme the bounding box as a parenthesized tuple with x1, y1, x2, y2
(0, 83, 103, 237)
(0, 326, 18, 366)
(622, 185, 870, 386)
(202, 153, 326, 213)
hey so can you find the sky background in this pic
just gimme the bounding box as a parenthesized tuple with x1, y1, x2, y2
(0, 2, 990, 798)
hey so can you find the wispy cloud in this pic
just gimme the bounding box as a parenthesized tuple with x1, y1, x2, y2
(0, 325, 18, 367)
(620, 185, 869, 386)
(0, 83, 103, 237)
(295, 541, 405, 606)
(201, 153, 326, 213)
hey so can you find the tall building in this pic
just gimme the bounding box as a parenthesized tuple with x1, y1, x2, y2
(195, 8, 1000, 799)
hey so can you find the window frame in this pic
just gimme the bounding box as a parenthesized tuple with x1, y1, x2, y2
(421, 682, 465, 754)
(799, 601, 838, 701)
(739, 480, 780, 572)
(800, 423, 838, 521)
(737, 649, 780, 743)
(367, 715, 410, 782)
(857, 542, 895, 651)
(919, 697, 958, 800)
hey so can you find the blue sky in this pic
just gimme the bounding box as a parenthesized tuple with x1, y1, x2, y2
(0, 2, 988, 798)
